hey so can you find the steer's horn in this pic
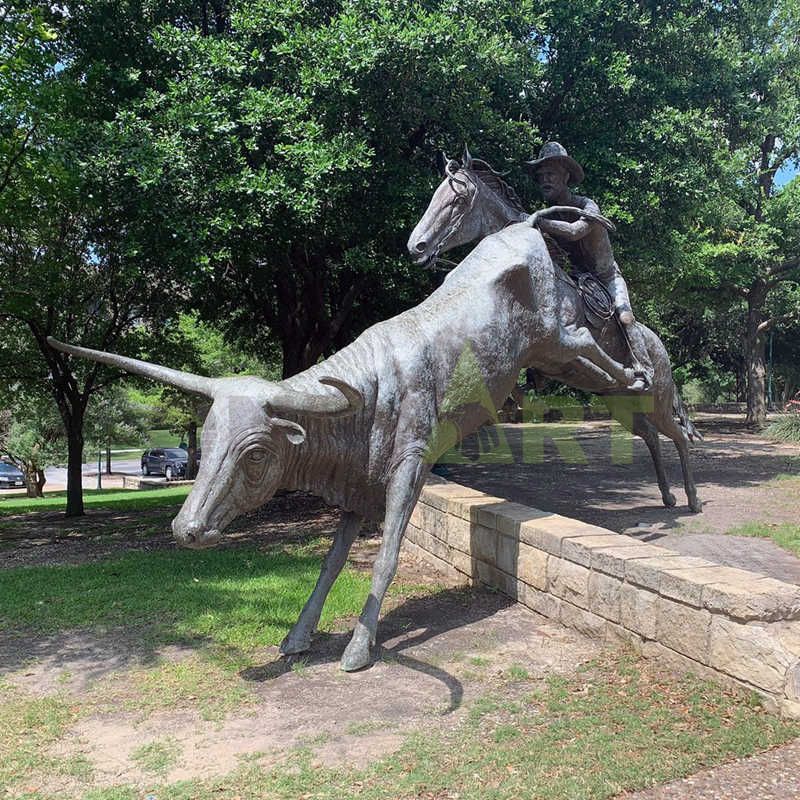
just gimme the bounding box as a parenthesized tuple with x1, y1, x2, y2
(47, 337, 217, 398)
(265, 376, 363, 418)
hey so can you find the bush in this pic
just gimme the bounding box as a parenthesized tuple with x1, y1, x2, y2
(765, 414, 800, 443)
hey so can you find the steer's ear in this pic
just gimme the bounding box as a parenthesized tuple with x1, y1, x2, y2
(272, 418, 306, 446)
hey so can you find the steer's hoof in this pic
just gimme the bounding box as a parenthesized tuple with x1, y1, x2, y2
(280, 632, 311, 656)
(689, 497, 703, 513)
(340, 627, 373, 672)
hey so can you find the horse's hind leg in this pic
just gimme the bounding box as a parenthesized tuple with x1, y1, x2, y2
(632, 416, 677, 508)
(608, 399, 676, 508)
(652, 412, 702, 513)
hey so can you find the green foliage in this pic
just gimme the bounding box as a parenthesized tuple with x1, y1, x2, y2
(765, 414, 800, 444)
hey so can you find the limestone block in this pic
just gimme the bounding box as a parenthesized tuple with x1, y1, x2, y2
(777, 622, 800, 658)
(660, 565, 760, 608)
(445, 514, 473, 554)
(475, 501, 549, 536)
(786, 660, 800, 702)
(421, 529, 449, 564)
(446, 494, 507, 522)
(547, 558, 590, 609)
(625, 555, 714, 592)
(780, 698, 800, 720)
(605, 621, 644, 653)
(641, 640, 734, 688)
(404, 522, 420, 545)
(518, 516, 607, 556)
(587, 571, 621, 623)
(420, 482, 490, 513)
(620, 583, 658, 640)
(560, 602, 607, 639)
(470, 524, 497, 566)
(702, 578, 800, 622)
(517, 584, 561, 620)
(655, 597, 711, 663)
(450, 548, 476, 579)
(418, 503, 448, 542)
(708, 617, 794, 694)
(591, 543, 678, 579)
(496, 533, 519, 576)
(516, 543, 548, 591)
(562, 534, 641, 568)
(409, 504, 423, 529)
(475, 560, 518, 599)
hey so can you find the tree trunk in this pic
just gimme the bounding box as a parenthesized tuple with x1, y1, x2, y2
(65, 423, 85, 516)
(23, 466, 38, 498)
(105, 442, 112, 474)
(186, 421, 198, 480)
(35, 468, 46, 496)
(744, 282, 768, 428)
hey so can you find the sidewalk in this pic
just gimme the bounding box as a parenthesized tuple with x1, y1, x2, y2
(621, 739, 800, 799)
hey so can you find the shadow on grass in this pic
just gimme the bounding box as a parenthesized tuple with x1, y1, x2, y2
(0, 545, 512, 714)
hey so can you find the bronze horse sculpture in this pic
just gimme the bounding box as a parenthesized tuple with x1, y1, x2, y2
(407, 150, 702, 513)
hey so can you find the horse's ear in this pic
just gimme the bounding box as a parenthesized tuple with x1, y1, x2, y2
(435, 150, 447, 175)
(462, 143, 473, 169)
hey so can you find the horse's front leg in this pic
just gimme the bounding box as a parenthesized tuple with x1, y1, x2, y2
(280, 511, 362, 656)
(340, 456, 427, 671)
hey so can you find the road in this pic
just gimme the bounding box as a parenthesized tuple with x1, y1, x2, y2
(45, 456, 144, 490)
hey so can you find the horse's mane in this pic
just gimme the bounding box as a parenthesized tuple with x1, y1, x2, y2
(469, 159, 527, 215)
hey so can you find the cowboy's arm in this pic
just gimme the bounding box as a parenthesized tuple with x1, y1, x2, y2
(536, 217, 592, 241)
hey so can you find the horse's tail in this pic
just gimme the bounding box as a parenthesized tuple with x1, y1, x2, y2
(673, 386, 703, 442)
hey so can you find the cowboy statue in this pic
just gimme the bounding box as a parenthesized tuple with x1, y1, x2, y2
(525, 141, 652, 390)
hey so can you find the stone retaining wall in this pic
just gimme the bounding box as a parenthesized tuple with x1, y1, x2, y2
(404, 478, 800, 718)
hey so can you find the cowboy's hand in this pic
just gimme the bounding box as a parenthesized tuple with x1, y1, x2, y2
(527, 211, 542, 228)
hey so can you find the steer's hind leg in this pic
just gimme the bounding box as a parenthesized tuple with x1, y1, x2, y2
(280, 511, 362, 656)
(341, 457, 426, 672)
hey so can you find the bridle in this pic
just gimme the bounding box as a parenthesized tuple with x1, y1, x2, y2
(425, 160, 478, 270)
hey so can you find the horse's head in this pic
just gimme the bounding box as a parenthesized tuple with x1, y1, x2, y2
(407, 146, 526, 268)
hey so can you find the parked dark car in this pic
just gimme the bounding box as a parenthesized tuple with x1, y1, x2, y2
(140, 448, 200, 480)
(0, 461, 26, 489)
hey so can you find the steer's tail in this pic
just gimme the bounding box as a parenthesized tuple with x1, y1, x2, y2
(673, 386, 703, 442)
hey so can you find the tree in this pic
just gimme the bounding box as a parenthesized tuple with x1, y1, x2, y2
(99, 0, 546, 376)
(0, 390, 67, 497)
(0, 4, 202, 515)
(84, 385, 150, 475)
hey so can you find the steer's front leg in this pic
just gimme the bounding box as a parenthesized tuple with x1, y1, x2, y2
(340, 457, 426, 671)
(280, 511, 362, 656)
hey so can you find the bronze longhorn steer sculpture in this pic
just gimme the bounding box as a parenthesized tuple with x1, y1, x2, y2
(408, 148, 702, 513)
(48, 154, 699, 671)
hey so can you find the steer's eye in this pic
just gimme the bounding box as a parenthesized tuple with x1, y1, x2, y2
(247, 450, 266, 464)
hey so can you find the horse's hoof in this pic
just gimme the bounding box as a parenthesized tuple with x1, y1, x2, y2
(280, 632, 311, 656)
(340, 627, 373, 672)
(662, 492, 677, 508)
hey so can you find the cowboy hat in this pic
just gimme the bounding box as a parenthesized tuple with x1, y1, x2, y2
(525, 141, 584, 185)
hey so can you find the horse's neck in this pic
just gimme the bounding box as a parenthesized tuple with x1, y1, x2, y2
(477, 187, 527, 237)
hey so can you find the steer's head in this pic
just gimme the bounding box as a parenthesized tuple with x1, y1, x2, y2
(47, 338, 362, 549)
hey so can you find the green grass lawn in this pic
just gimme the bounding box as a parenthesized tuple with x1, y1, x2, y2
(0, 539, 368, 648)
(0, 486, 192, 516)
(728, 520, 800, 557)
